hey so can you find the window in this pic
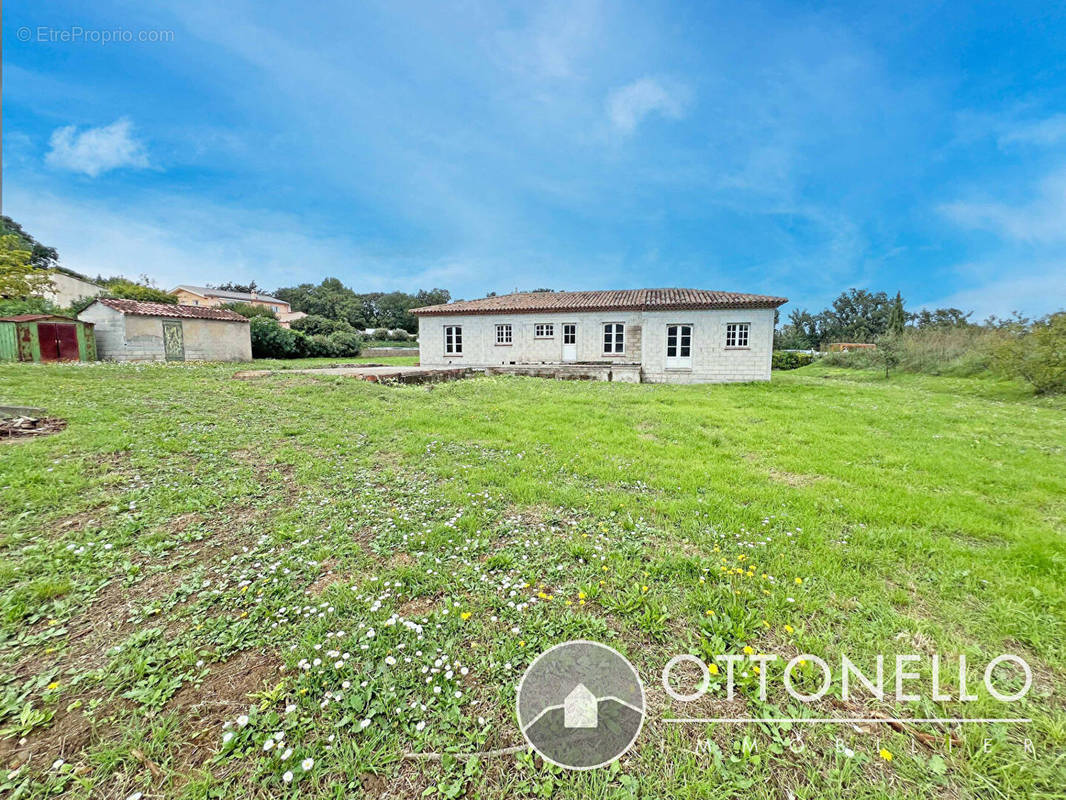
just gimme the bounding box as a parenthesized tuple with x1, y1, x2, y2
(271, 305, 279, 312)
(666, 325, 692, 358)
(445, 325, 463, 355)
(534, 323, 554, 338)
(495, 324, 512, 345)
(563, 324, 576, 344)
(603, 323, 625, 354)
(725, 323, 750, 348)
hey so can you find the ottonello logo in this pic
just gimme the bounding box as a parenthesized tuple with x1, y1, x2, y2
(516, 640, 645, 770)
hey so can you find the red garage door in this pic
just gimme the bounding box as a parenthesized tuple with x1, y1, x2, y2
(37, 323, 80, 361)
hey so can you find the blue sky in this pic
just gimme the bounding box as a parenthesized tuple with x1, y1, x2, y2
(5, 1, 1066, 317)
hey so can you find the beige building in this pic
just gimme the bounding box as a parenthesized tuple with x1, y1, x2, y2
(413, 289, 786, 384)
(37, 269, 105, 308)
(78, 298, 251, 362)
(170, 285, 304, 328)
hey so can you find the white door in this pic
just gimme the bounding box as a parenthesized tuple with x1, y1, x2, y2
(666, 324, 692, 369)
(562, 323, 577, 361)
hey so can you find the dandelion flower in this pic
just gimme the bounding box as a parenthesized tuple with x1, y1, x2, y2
(784, 625, 794, 634)
(879, 749, 893, 761)
(743, 645, 754, 655)
(460, 611, 472, 620)
(708, 663, 720, 675)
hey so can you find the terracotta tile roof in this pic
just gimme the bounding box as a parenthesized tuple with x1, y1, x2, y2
(96, 298, 249, 322)
(412, 288, 788, 316)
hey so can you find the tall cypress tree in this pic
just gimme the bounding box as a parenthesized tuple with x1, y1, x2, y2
(888, 292, 906, 336)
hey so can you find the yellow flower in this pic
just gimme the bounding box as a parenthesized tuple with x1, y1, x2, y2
(708, 662, 720, 675)
(578, 599, 585, 605)
(519, 640, 525, 647)
(705, 610, 715, 616)
(460, 611, 472, 620)
(762, 620, 770, 628)
(47, 682, 61, 690)
(784, 624, 794, 634)
(879, 749, 893, 761)
(795, 577, 803, 585)
(641, 585, 649, 593)
(577, 591, 586, 600)
(743, 645, 754, 655)
(602, 566, 609, 572)
(537, 591, 549, 599)
(565, 600, 573, 606)
(753, 665, 761, 673)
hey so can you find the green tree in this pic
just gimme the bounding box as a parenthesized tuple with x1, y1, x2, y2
(100, 278, 177, 304)
(887, 292, 906, 336)
(221, 302, 277, 319)
(992, 312, 1066, 394)
(0, 234, 54, 299)
(0, 216, 60, 271)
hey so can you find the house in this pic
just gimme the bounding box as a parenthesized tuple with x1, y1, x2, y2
(78, 299, 251, 362)
(412, 288, 787, 384)
(37, 268, 106, 308)
(170, 285, 303, 328)
(0, 314, 96, 362)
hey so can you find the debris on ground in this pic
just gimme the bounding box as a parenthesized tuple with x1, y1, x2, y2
(0, 416, 67, 439)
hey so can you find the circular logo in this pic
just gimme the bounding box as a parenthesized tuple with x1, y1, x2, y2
(516, 640, 645, 770)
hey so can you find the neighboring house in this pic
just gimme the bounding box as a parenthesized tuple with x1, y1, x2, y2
(278, 310, 307, 327)
(36, 268, 105, 308)
(412, 288, 787, 384)
(170, 285, 297, 326)
(0, 314, 96, 362)
(78, 299, 251, 362)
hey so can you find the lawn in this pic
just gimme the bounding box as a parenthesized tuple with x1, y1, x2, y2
(1, 361, 1063, 799)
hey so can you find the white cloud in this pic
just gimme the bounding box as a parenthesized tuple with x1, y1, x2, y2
(922, 264, 1066, 319)
(46, 118, 150, 177)
(999, 114, 1066, 147)
(940, 169, 1066, 244)
(606, 78, 688, 134)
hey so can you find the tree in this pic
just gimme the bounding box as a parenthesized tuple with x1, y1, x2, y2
(911, 307, 973, 329)
(0, 234, 54, 299)
(214, 281, 258, 294)
(99, 278, 177, 304)
(991, 312, 1066, 394)
(887, 292, 906, 336)
(0, 216, 59, 271)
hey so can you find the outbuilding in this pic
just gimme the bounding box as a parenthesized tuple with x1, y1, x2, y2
(78, 299, 251, 362)
(0, 314, 97, 362)
(413, 288, 788, 384)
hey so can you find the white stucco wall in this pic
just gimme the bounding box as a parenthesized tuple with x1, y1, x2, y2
(41, 272, 105, 308)
(416, 307, 776, 383)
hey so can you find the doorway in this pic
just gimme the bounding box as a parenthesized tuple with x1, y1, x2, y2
(162, 321, 185, 361)
(666, 324, 692, 369)
(562, 323, 577, 362)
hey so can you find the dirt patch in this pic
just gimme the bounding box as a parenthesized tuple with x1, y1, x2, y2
(767, 468, 820, 487)
(167, 649, 283, 768)
(398, 596, 437, 618)
(0, 416, 67, 440)
(307, 559, 341, 595)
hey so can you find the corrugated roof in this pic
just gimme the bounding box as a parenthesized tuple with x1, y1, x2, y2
(172, 285, 286, 305)
(412, 288, 788, 316)
(95, 298, 249, 322)
(0, 314, 77, 323)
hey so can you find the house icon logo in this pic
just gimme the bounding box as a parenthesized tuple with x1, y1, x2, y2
(516, 641, 645, 770)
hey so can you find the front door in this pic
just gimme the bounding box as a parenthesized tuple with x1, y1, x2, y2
(562, 323, 577, 362)
(162, 321, 185, 362)
(666, 324, 692, 369)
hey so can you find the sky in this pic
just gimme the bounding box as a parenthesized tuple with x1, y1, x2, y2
(5, 0, 1066, 318)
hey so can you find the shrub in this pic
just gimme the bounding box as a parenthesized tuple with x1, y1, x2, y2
(292, 314, 354, 337)
(771, 351, 816, 370)
(221, 302, 277, 319)
(991, 313, 1066, 394)
(387, 329, 412, 342)
(327, 330, 363, 356)
(249, 317, 300, 358)
(372, 328, 390, 341)
(103, 279, 177, 304)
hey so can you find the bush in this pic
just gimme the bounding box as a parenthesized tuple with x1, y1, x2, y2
(820, 326, 1000, 377)
(327, 330, 363, 356)
(249, 317, 300, 358)
(387, 329, 412, 342)
(991, 313, 1066, 394)
(292, 314, 354, 337)
(103, 279, 177, 304)
(772, 351, 816, 370)
(221, 302, 277, 319)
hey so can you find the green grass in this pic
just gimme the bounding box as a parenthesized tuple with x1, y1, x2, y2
(0, 362, 1063, 798)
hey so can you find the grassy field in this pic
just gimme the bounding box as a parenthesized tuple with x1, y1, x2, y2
(1, 360, 1063, 798)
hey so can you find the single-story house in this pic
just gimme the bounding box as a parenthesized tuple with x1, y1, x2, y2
(78, 299, 251, 362)
(0, 314, 96, 362)
(412, 288, 787, 384)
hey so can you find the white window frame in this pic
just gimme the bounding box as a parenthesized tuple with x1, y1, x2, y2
(534, 323, 554, 339)
(666, 324, 693, 369)
(725, 322, 750, 348)
(444, 325, 463, 355)
(603, 323, 625, 355)
(495, 323, 512, 345)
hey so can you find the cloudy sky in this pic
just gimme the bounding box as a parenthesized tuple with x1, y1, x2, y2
(6, 1, 1066, 317)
